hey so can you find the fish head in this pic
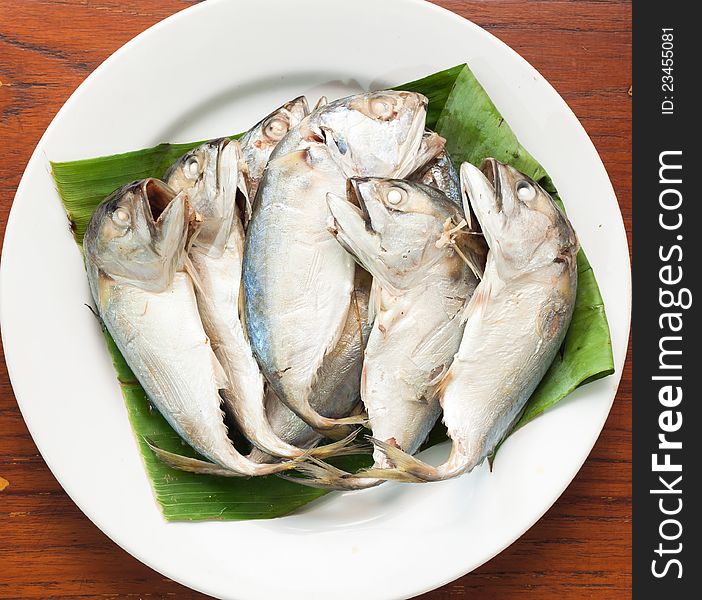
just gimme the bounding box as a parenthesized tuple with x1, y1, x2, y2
(164, 137, 243, 256)
(255, 95, 309, 147)
(239, 96, 309, 187)
(83, 178, 189, 292)
(317, 91, 428, 178)
(327, 178, 458, 294)
(460, 159, 579, 274)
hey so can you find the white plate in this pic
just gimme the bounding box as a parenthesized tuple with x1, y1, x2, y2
(0, 1, 630, 598)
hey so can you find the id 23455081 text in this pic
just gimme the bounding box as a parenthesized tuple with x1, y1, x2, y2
(661, 28, 674, 115)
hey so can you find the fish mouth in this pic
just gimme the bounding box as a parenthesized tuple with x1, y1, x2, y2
(399, 91, 429, 110)
(326, 189, 401, 296)
(347, 177, 388, 236)
(459, 161, 502, 252)
(480, 158, 502, 213)
(211, 137, 231, 193)
(139, 179, 188, 260)
(284, 95, 310, 121)
(394, 102, 430, 178)
(141, 178, 177, 224)
(347, 178, 372, 228)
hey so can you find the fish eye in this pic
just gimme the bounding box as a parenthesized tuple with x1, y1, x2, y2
(264, 117, 289, 142)
(112, 207, 131, 227)
(516, 180, 536, 202)
(369, 96, 396, 121)
(184, 156, 200, 179)
(386, 187, 407, 206)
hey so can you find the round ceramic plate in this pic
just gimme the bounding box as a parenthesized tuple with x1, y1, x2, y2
(0, 1, 630, 599)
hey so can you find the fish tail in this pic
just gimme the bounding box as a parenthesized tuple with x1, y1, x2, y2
(301, 407, 368, 441)
(277, 458, 382, 491)
(277, 385, 368, 440)
(328, 413, 369, 427)
(145, 438, 301, 477)
(367, 437, 444, 482)
(307, 429, 372, 459)
(345, 466, 427, 484)
(145, 438, 247, 478)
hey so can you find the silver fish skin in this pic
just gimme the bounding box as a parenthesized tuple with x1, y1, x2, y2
(165, 139, 353, 461)
(83, 180, 298, 477)
(410, 149, 462, 207)
(306, 178, 480, 489)
(244, 91, 428, 436)
(249, 271, 372, 463)
(238, 96, 309, 200)
(372, 159, 579, 482)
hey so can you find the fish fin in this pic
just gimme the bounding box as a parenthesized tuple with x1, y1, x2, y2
(277, 467, 349, 490)
(536, 299, 571, 343)
(207, 345, 229, 390)
(96, 270, 115, 312)
(182, 254, 206, 296)
(84, 303, 106, 331)
(304, 411, 368, 441)
(145, 438, 246, 478)
(277, 458, 382, 491)
(327, 413, 368, 427)
(349, 286, 365, 350)
(367, 437, 440, 482)
(147, 438, 309, 477)
(368, 279, 381, 326)
(435, 369, 455, 406)
(308, 429, 372, 459)
(236, 160, 252, 227)
(460, 280, 491, 325)
(347, 466, 426, 484)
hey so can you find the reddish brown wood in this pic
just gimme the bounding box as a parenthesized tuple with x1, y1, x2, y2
(0, 1, 632, 598)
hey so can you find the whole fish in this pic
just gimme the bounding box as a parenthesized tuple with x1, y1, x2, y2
(369, 159, 579, 481)
(84, 179, 302, 477)
(243, 91, 428, 436)
(291, 178, 482, 489)
(164, 139, 355, 460)
(238, 96, 309, 200)
(249, 270, 372, 463)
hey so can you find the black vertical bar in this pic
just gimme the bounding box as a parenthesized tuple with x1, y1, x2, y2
(632, 2, 698, 598)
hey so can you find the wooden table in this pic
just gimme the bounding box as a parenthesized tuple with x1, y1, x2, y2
(0, 1, 631, 597)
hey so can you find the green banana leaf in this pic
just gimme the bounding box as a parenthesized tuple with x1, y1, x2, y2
(51, 63, 613, 521)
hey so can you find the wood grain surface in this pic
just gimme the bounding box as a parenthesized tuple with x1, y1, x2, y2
(0, 1, 632, 598)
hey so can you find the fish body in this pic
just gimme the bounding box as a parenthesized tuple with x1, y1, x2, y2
(292, 178, 481, 489)
(331, 178, 479, 464)
(249, 271, 372, 463)
(371, 160, 579, 481)
(244, 144, 353, 436)
(244, 91, 428, 435)
(84, 179, 296, 476)
(165, 139, 354, 461)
